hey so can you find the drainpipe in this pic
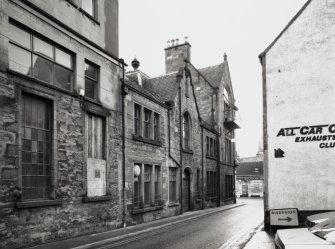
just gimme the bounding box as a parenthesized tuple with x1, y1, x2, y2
(216, 134, 220, 206)
(201, 126, 204, 209)
(120, 59, 127, 228)
(178, 82, 183, 215)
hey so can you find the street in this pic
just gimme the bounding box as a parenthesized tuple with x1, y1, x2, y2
(100, 198, 263, 249)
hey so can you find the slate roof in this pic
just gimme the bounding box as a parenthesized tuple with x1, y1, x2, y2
(125, 76, 163, 104)
(236, 161, 263, 176)
(143, 72, 179, 103)
(198, 63, 224, 87)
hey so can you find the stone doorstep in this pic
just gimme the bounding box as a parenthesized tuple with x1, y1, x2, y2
(70, 202, 246, 249)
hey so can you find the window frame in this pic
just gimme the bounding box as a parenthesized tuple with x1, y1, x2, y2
(84, 60, 99, 101)
(86, 112, 106, 160)
(20, 92, 53, 201)
(169, 167, 177, 203)
(133, 103, 161, 144)
(143, 108, 152, 139)
(183, 112, 192, 150)
(8, 21, 75, 92)
(81, 0, 97, 18)
(133, 163, 161, 209)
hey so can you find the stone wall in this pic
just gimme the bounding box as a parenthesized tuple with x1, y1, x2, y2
(0, 72, 122, 249)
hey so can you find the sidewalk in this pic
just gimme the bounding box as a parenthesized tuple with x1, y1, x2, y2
(243, 226, 275, 249)
(29, 202, 246, 249)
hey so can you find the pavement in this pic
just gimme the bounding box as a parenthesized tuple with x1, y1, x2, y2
(29, 202, 246, 249)
(242, 226, 275, 249)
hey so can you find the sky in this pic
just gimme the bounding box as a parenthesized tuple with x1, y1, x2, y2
(119, 0, 307, 158)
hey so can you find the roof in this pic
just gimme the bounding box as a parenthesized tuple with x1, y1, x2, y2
(143, 62, 226, 103)
(125, 76, 165, 105)
(198, 63, 224, 87)
(143, 72, 180, 103)
(236, 161, 263, 176)
(259, 0, 312, 58)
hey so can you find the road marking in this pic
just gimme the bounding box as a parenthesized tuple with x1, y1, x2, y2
(218, 222, 263, 249)
(218, 228, 250, 249)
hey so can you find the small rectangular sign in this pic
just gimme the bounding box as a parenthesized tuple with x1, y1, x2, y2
(270, 208, 299, 226)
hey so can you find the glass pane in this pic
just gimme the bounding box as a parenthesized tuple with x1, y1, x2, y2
(25, 128, 31, 139)
(82, 0, 94, 16)
(85, 62, 98, 79)
(9, 44, 31, 75)
(85, 78, 97, 100)
(55, 48, 72, 69)
(8, 24, 31, 49)
(32, 55, 53, 83)
(33, 37, 53, 59)
(54, 64, 72, 91)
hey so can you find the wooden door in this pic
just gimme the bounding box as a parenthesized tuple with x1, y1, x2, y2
(182, 170, 190, 212)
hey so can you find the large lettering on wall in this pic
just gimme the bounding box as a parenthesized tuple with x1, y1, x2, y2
(277, 124, 335, 149)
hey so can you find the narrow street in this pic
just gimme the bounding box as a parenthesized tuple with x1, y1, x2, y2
(100, 198, 263, 249)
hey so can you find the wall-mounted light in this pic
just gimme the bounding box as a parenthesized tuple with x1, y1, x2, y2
(134, 164, 141, 177)
(79, 88, 85, 97)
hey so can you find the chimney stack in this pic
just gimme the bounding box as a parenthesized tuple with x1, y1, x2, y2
(164, 36, 191, 74)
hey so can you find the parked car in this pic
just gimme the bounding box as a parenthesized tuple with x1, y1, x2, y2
(275, 216, 335, 248)
(306, 212, 335, 226)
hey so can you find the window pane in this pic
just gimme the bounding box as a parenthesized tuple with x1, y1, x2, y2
(55, 48, 72, 69)
(54, 64, 72, 91)
(9, 44, 31, 75)
(82, 0, 94, 16)
(32, 55, 53, 83)
(8, 24, 31, 49)
(85, 78, 97, 100)
(85, 62, 98, 79)
(134, 105, 141, 136)
(33, 37, 53, 59)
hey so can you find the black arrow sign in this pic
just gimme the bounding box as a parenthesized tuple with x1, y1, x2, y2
(278, 217, 292, 222)
(275, 148, 285, 158)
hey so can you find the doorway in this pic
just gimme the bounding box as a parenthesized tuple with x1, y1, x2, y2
(182, 169, 191, 212)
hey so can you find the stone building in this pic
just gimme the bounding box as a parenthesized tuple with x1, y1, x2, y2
(123, 39, 239, 223)
(0, 1, 240, 247)
(0, 0, 124, 248)
(235, 154, 264, 198)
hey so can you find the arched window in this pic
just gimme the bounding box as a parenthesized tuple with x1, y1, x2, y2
(183, 112, 191, 150)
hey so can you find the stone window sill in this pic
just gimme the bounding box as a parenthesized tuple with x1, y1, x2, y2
(79, 8, 100, 25)
(131, 205, 163, 214)
(0, 202, 15, 209)
(168, 202, 180, 207)
(206, 155, 217, 160)
(206, 197, 217, 201)
(16, 199, 62, 209)
(82, 195, 112, 203)
(132, 135, 162, 147)
(182, 148, 194, 155)
(195, 198, 202, 203)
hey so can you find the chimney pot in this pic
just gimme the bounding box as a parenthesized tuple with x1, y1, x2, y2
(184, 36, 188, 43)
(171, 39, 175, 46)
(167, 39, 170, 47)
(176, 38, 179, 45)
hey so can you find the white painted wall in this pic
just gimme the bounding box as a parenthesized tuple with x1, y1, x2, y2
(265, 0, 335, 211)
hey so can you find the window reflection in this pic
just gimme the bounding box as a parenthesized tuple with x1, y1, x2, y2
(8, 23, 74, 91)
(9, 44, 31, 75)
